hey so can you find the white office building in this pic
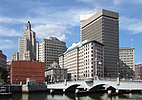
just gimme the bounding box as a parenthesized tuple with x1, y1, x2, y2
(59, 40, 104, 81)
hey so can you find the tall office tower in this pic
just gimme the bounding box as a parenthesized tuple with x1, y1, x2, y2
(12, 21, 36, 61)
(38, 37, 67, 69)
(59, 40, 104, 81)
(80, 9, 119, 77)
(119, 48, 135, 77)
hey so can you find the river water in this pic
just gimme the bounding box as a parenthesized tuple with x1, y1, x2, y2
(1, 92, 142, 100)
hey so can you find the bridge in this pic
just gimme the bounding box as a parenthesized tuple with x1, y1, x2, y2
(47, 78, 142, 94)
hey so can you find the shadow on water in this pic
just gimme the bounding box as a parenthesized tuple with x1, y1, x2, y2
(28, 92, 48, 100)
(1, 92, 142, 100)
(11, 93, 22, 100)
(75, 92, 107, 100)
(116, 93, 142, 100)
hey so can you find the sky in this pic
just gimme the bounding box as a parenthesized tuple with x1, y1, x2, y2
(0, 0, 142, 64)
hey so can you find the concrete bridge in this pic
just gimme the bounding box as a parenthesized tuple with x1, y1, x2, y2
(47, 79, 142, 94)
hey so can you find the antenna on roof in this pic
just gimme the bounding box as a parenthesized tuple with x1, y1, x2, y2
(131, 38, 133, 48)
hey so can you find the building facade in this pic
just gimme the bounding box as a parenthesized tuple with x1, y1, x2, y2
(135, 64, 142, 80)
(45, 62, 67, 83)
(80, 9, 119, 77)
(12, 21, 36, 61)
(37, 37, 67, 69)
(119, 48, 135, 70)
(59, 40, 104, 81)
(0, 50, 7, 70)
(12, 52, 19, 61)
(119, 48, 135, 78)
(10, 61, 45, 84)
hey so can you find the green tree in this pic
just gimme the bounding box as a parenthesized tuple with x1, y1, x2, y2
(1, 71, 8, 83)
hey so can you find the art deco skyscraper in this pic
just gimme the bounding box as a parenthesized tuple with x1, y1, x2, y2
(80, 9, 119, 77)
(12, 21, 36, 61)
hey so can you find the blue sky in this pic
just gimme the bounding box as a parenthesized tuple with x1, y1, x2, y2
(0, 0, 142, 64)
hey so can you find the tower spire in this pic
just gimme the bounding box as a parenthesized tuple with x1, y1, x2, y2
(26, 21, 31, 31)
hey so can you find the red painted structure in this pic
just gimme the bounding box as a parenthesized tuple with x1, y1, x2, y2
(10, 61, 45, 84)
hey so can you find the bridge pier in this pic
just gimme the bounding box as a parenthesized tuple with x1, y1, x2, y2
(107, 90, 112, 96)
(63, 89, 66, 93)
(116, 89, 119, 94)
(50, 89, 54, 94)
(75, 89, 79, 94)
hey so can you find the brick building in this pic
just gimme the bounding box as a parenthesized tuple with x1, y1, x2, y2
(10, 61, 45, 84)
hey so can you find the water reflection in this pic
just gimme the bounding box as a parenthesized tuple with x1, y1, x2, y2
(1, 92, 142, 100)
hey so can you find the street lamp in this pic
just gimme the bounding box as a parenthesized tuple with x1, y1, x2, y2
(117, 73, 120, 85)
(107, 73, 110, 80)
(94, 49, 102, 80)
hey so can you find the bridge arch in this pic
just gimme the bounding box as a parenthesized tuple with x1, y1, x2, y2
(89, 84, 105, 91)
(89, 83, 117, 92)
(65, 84, 80, 92)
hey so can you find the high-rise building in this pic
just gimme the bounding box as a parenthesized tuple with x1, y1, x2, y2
(59, 40, 104, 81)
(12, 21, 36, 61)
(38, 37, 67, 69)
(0, 50, 7, 70)
(80, 9, 119, 77)
(119, 48, 135, 78)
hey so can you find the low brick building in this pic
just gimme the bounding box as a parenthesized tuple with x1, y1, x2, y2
(10, 61, 45, 84)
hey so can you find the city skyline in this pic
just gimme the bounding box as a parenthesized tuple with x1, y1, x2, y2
(0, 0, 142, 64)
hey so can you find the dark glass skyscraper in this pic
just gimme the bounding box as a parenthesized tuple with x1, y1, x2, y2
(80, 9, 119, 77)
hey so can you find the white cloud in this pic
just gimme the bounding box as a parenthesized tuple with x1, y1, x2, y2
(0, 39, 16, 49)
(0, 8, 97, 41)
(29, 8, 97, 41)
(0, 16, 26, 24)
(135, 0, 142, 3)
(0, 2, 108, 42)
(29, 8, 97, 26)
(78, 0, 96, 3)
(33, 24, 68, 41)
(113, 0, 142, 5)
(120, 17, 142, 34)
(0, 16, 13, 23)
(135, 62, 142, 64)
(113, 0, 124, 5)
(0, 26, 20, 36)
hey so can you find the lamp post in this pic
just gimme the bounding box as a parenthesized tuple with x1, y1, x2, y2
(94, 49, 102, 80)
(117, 73, 120, 85)
(107, 73, 110, 80)
(89, 49, 102, 80)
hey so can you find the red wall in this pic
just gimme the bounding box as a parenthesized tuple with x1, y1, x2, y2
(10, 61, 45, 84)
